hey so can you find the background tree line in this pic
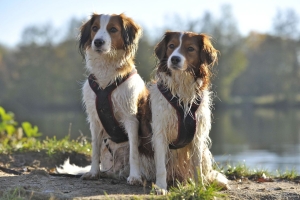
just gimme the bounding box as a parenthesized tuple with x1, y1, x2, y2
(0, 6, 300, 116)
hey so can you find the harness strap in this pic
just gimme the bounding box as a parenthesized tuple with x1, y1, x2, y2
(157, 83, 201, 149)
(88, 69, 137, 143)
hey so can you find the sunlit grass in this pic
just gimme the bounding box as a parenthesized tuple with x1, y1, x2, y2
(223, 162, 299, 182)
(0, 106, 91, 155)
(168, 178, 226, 200)
(276, 168, 299, 180)
(224, 162, 251, 179)
(0, 134, 91, 156)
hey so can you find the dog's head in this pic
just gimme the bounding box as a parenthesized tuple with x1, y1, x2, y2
(155, 31, 218, 89)
(79, 13, 142, 59)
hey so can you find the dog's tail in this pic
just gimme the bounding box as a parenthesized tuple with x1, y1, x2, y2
(56, 158, 91, 175)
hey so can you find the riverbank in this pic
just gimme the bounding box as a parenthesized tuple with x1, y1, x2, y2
(0, 151, 299, 199)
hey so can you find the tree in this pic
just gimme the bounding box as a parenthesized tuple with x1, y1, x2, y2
(135, 32, 156, 81)
(21, 23, 57, 46)
(199, 5, 248, 103)
(272, 9, 299, 39)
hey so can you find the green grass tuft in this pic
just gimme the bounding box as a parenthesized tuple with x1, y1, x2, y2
(224, 162, 299, 182)
(0, 187, 27, 200)
(276, 168, 299, 180)
(0, 106, 91, 155)
(225, 163, 251, 180)
(168, 176, 226, 200)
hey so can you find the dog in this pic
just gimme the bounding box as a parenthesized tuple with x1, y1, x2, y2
(78, 13, 147, 185)
(148, 31, 229, 193)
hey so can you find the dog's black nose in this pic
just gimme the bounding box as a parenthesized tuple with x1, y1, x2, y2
(94, 39, 105, 47)
(171, 56, 181, 65)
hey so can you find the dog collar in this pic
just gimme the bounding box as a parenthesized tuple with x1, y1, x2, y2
(88, 69, 137, 143)
(157, 83, 201, 149)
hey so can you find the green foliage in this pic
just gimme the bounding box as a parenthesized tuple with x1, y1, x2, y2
(225, 163, 272, 180)
(41, 135, 91, 156)
(0, 187, 27, 200)
(21, 121, 42, 137)
(276, 168, 299, 180)
(0, 107, 91, 155)
(0, 106, 17, 136)
(168, 178, 225, 200)
(225, 163, 251, 179)
(166, 169, 226, 200)
(224, 163, 299, 182)
(249, 168, 272, 179)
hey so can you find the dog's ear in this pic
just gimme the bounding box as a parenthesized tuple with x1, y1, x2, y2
(120, 13, 142, 53)
(79, 14, 98, 58)
(154, 32, 171, 61)
(198, 34, 218, 66)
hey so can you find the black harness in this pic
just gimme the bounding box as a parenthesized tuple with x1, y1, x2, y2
(157, 83, 201, 149)
(88, 70, 137, 143)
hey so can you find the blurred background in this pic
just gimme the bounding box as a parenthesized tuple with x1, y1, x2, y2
(0, 0, 299, 172)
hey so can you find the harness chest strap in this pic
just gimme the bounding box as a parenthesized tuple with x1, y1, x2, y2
(88, 69, 137, 143)
(157, 83, 201, 149)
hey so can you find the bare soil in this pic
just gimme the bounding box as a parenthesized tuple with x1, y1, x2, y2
(0, 151, 299, 199)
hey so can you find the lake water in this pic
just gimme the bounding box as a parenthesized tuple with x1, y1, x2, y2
(210, 107, 300, 173)
(21, 107, 300, 173)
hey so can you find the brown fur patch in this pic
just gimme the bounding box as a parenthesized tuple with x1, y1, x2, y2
(116, 59, 135, 77)
(137, 87, 153, 158)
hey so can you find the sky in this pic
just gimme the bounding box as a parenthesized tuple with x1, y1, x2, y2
(0, 0, 299, 47)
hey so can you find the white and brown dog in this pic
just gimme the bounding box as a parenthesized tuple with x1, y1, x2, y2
(148, 31, 229, 192)
(78, 13, 147, 185)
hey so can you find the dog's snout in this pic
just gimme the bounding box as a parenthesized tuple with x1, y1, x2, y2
(94, 39, 105, 47)
(171, 56, 181, 65)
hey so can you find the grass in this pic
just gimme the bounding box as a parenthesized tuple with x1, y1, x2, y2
(0, 106, 91, 155)
(0, 187, 27, 200)
(0, 134, 91, 156)
(276, 168, 299, 180)
(223, 162, 299, 181)
(167, 178, 226, 200)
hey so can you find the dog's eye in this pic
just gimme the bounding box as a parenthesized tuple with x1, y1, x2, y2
(168, 44, 175, 49)
(188, 47, 195, 52)
(92, 26, 98, 32)
(109, 27, 118, 33)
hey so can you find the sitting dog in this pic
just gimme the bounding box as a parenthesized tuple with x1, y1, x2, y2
(148, 31, 229, 192)
(79, 13, 147, 185)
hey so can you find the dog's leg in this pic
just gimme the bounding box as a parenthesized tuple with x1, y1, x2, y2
(153, 132, 168, 194)
(203, 147, 231, 190)
(124, 117, 143, 185)
(81, 120, 103, 180)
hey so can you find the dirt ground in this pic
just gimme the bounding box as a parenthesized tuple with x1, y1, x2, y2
(0, 151, 299, 200)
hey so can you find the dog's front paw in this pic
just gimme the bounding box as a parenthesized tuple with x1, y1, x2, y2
(81, 170, 100, 180)
(210, 170, 231, 190)
(127, 175, 143, 185)
(153, 184, 168, 195)
(156, 188, 168, 195)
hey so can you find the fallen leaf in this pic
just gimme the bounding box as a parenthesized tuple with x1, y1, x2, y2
(257, 177, 274, 183)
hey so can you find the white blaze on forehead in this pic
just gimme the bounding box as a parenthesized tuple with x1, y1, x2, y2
(92, 14, 112, 52)
(167, 32, 186, 69)
(173, 32, 183, 54)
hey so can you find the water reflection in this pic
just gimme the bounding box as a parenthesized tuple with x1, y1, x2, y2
(18, 110, 90, 140)
(16, 107, 300, 173)
(210, 108, 300, 172)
